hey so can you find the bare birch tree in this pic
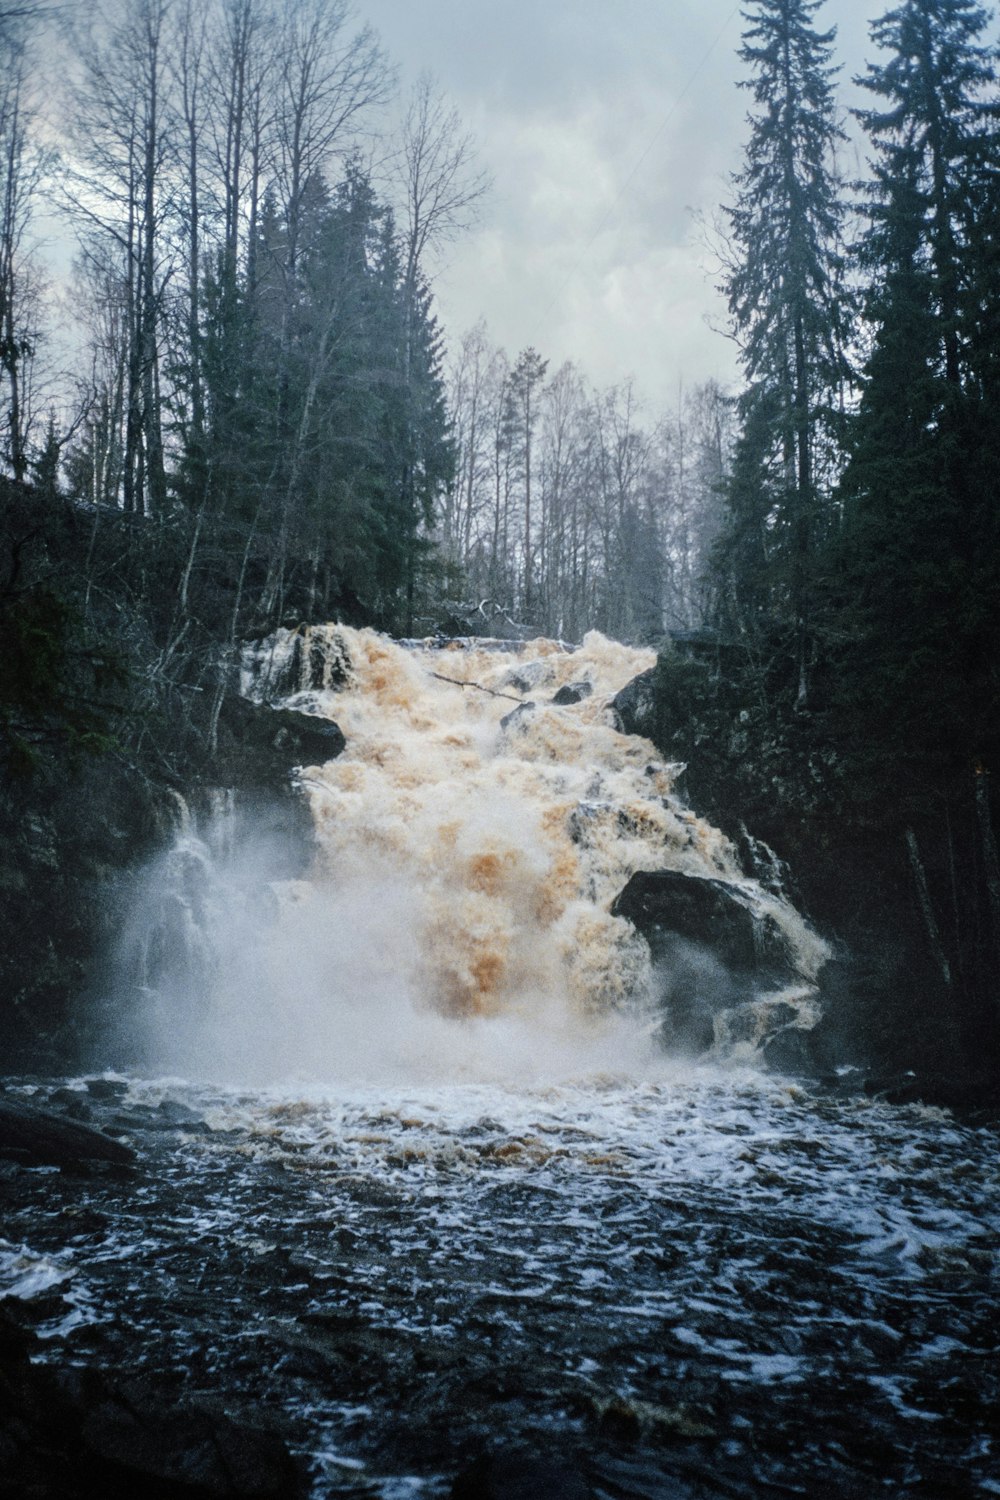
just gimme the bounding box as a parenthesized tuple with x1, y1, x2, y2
(0, 5, 48, 481)
(68, 0, 176, 514)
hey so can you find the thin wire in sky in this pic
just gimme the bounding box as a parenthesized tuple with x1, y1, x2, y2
(534, 3, 742, 335)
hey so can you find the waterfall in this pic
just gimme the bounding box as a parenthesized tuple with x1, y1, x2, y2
(122, 627, 828, 1083)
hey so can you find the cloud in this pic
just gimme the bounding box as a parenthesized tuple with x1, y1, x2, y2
(362, 0, 892, 406)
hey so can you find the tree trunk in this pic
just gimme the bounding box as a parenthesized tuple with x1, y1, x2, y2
(905, 826, 952, 990)
(974, 763, 1000, 999)
(141, 21, 167, 517)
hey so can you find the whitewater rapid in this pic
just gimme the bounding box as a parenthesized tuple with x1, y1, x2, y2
(7, 631, 998, 1499)
(125, 627, 827, 1085)
(4, 1068, 998, 1497)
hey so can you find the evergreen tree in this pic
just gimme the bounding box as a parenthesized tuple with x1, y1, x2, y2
(855, 0, 997, 390)
(834, 0, 1000, 786)
(825, 0, 1000, 1037)
(719, 0, 850, 704)
(190, 160, 453, 633)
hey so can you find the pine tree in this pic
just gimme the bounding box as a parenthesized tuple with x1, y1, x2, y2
(720, 0, 850, 704)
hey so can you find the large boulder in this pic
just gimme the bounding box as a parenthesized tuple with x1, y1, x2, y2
(609, 668, 657, 738)
(551, 681, 592, 707)
(214, 696, 345, 785)
(502, 659, 553, 695)
(612, 869, 791, 974)
(0, 1096, 135, 1169)
(611, 869, 798, 1053)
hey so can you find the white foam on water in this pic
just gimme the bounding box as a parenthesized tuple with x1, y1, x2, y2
(125, 628, 828, 1087)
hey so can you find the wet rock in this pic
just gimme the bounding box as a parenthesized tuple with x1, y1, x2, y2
(589, 1452, 703, 1499)
(500, 702, 537, 733)
(77, 1382, 301, 1499)
(760, 1024, 819, 1076)
(47, 1088, 93, 1121)
(609, 668, 657, 738)
(451, 1449, 591, 1500)
(0, 1310, 304, 1500)
(552, 681, 593, 706)
(267, 709, 346, 765)
(611, 869, 792, 978)
(214, 696, 345, 783)
(0, 1097, 135, 1169)
(247, 624, 350, 700)
(593, 1394, 716, 1445)
(502, 659, 551, 695)
(611, 870, 797, 1053)
(85, 1078, 129, 1101)
(862, 1072, 1000, 1117)
(0, 755, 163, 1071)
(155, 1098, 205, 1127)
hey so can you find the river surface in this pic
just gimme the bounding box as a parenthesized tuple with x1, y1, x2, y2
(5, 630, 997, 1495)
(3, 1067, 998, 1498)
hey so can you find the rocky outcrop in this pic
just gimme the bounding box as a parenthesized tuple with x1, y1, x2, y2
(214, 696, 345, 784)
(612, 869, 799, 1054)
(612, 869, 792, 975)
(502, 659, 553, 696)
(609, 668, 656, 738)
(0, 756, 163, 1070)
(0, 1096, 135, 1169)
(0, 687, 344, 1072)
(243, 623, 350, 701)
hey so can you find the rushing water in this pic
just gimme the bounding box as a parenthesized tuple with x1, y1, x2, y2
(125, 628, 826, 1083)
(4, 631, 999, 1496)
(3, 1071, 999, 1497)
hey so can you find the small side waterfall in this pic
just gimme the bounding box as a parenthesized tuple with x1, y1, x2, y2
(121, 627, 828, 1082)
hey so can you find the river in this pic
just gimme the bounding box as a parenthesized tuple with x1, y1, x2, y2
(2, 630, 998, 1497)
(3, 1068, 998, 1496)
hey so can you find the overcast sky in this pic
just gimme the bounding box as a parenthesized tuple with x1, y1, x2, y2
(363, 0, 890, 411)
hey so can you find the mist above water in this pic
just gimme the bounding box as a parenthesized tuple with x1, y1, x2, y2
(117, 629, 826, 1086)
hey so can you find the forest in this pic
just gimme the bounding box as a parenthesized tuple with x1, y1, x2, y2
(0, 0, 998, 1093)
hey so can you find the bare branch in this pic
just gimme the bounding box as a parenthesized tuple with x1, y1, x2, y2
(393, 70, 492, 289)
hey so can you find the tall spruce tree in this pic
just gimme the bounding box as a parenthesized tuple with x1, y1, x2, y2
(828, 0, 1000, 1036)
(834, 0, 1000, 785)
(855, 0, 997, 390)
(719, 0, 850, 705)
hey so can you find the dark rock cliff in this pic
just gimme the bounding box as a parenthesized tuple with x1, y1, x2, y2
(0, 690, 344, 1072)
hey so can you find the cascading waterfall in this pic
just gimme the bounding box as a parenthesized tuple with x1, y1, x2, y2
(10, 631, 998, 1500)
(127, 626, 828, 1083)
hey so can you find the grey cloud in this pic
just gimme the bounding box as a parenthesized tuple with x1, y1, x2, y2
(362, 0, 893, 406)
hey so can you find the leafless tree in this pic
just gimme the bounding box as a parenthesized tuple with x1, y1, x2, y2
(273, 0, 391, 276)
(392, 71, 491, 298)
(0, 4, 49, 480)
(67, 0, 176, 514)
(171, 0, 209, 449)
